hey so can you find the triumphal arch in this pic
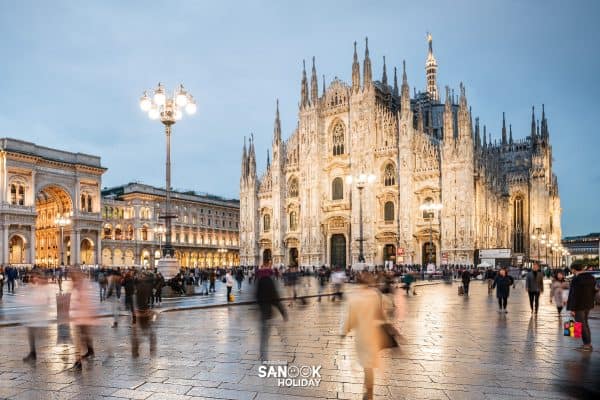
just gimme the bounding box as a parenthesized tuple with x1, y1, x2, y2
(0, 138, 105, 267)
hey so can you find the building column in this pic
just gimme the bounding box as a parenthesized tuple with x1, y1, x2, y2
(96, 230, 102, 267)
(1, 225, 8, 264)
(0, 151, 7, 203)
(73, 229, 81, 266)
(29, 226, 36, 265)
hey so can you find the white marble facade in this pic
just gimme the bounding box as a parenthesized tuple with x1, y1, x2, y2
(239, 36, 561, 268)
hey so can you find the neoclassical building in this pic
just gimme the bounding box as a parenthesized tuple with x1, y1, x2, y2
(0, 138, 104, 267)
(239, 36, 562, 267)
(101, 183, 239, 268)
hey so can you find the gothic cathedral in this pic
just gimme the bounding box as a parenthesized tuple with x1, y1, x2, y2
(239, 35, 561, 268)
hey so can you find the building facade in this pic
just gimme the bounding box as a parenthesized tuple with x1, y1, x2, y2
(0, 138, 105, 267)
(239, 36, 562, 268)
(562, 233, 599, 263)
(101, 183, 240, 268)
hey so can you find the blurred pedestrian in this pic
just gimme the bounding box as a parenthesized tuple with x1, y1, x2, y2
(461, 269, 471, 296)
(256, 264, 287, 360)
(209, 269, 216, 293)
(70, 270, 99, 370)
(526, 263, 544, 314)
(567, 265, 597, 352)
(0, 266, 4, 300)
(331, 266, 346, 301)
(550, 271, 569, 317)
(492, 267, 513, 313)
(153, 271, 164, 307)
(226, 269, 234, 301)
(123, 271, 136, 324)
(235, 268, 244, 292)
(21, 270, 52, 363)
(132, 270, 157, 357)
(341, 271, 387, 400)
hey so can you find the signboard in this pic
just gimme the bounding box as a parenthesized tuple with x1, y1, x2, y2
(479, 248, 511, 259)
(479, 258, 496, 268)
(397, 248, 404, 256)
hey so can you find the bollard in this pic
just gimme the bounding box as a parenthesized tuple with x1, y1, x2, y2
(56, 292, 71, 324)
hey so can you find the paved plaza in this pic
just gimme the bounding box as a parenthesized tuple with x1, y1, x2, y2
(0, 280, 598, 400)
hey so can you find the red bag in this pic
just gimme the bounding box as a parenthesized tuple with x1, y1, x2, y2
(573, 322, 582, 338)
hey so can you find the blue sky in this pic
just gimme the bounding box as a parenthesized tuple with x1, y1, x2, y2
(0, 0, 598, 236)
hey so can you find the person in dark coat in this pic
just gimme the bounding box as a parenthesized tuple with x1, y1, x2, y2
(567, 265, 597, 352)
(492, 267, 514, 313)
(461, 269, 471, 296)
(255, 264, 287, 360)
(526, 263, 544, 313)
(123, 271, 136, 324)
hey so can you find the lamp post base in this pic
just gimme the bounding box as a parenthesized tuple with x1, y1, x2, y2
(156, 256, 180, 279)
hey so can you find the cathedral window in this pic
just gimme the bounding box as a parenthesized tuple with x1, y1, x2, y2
(263, 214, 271, 232)
(332, 122, 345, 156)
(384, 163, 396, 186)
(512, 196, 524, 254)
(289, 211, 298, 231)
(384, 201, 395, 223)
(288, 178, 299, 198)
(332, 177, 344, 201)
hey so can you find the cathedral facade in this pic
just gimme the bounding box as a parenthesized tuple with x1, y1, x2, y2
(239, 36, 561, 268)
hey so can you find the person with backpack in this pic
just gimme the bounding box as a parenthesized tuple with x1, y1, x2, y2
(567, 264, 597, 352)
(492, 267, 514, 313)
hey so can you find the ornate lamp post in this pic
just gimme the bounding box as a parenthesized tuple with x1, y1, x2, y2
(140, 83, 196, 276)
(419, 200, 443, 266)
(346, 173, 376, 263)
(54, 213, 72, 266)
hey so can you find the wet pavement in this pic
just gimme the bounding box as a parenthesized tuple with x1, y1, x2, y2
(0, 279, 598, 399)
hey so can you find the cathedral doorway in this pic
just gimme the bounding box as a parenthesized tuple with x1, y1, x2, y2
(262, 249, 272, 265)
(80, 238, 95, 265)
(383, 244, 396, 263)
(422, 242, 436, 265)
(330, 234, 346, 268)
(289, 248, 298, 267)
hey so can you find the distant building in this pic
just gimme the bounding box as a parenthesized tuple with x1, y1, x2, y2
(101, 183, 240, 268)
(562, 233, 600, 261)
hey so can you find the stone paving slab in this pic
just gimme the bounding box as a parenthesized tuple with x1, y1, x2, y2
(0, 281, 598, 399)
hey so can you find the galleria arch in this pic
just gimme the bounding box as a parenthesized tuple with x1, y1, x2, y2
(0, 138, 105, 266)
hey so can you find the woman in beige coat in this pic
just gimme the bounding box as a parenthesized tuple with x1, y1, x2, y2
(341, 272, 386, 400)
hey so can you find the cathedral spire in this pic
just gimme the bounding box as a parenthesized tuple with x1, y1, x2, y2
(541, 103, 549, 140)
(475, 117, 481, 148)
(483, 125, 487, 148)
(300, 60, 309, 108)
(425, 32, 439, 101)
(241, 136, 247, 177)
(501, 112, 507, 145)
(530, 105, 536, 139)
(416, 102, 424, 132)
(249, 133, 256, 176)
(509, 124, 513, 144)
(266, 149, 270, 169)
(393, 66, 399, 97)
(351, 41, 360, 92)
(363, 37, 372, 90)
(401, 60, 410, 107)
(443, 86, 454, 141)
(310, 56, 318, 105)
(381, 56, 388, 86)
(273, 99, 281, 144)
(322, 74, 326, 96)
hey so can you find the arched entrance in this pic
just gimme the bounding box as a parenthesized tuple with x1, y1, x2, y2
(140, 250, 151, 267)
(80, 238, 95, 265)
(383, 244, 396, 264)
(35, 185, 73, 267)
(9, 235, 26, 264)
(262, 249, 272, 264)
(289, 248, 298, 267)
(330, 234, 346, 268)
(422, 242, 436, 265)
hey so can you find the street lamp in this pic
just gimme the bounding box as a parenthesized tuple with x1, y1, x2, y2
(154, 225, 165, 255)
(346, 173, 376, 263)
(54, 213, 72, 266)
(140, 83, 196, 276)
(419, 200, 443, 266)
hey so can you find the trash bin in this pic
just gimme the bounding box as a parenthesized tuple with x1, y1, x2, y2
(56, 292, 71, 324)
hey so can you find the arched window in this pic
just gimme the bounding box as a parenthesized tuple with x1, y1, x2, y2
(289, 211, 298, 231)
(422, 197, 434, 219)
(87, 195, 92, 212)
(10, 184, 16, 204)
(384, 163, 396, 186)
(512, 196, 524, 253)
(332, 177, 344, 201)
(384, 201, 395, 222)
(332, 122, 345, 156)
(288, 178, 299, 198)
(141, 225, 148, 241)
(10, 183, 25, 205)
(263, 214, 271, 232)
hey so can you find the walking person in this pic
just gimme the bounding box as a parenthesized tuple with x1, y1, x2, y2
(132, 270, 157, 357)
(235, 267, 244, 292)
(123, 271, 136, 324)
(461, 268, 471, 296)
(225, 269, 234, 302)
(255, 264, 287, 360)
(566, 264, 597, 352)
(526, 263, 544, 314)
(70, 270, 98, 370)
(0, 266, 4, 300)
(6, 266, 17, 294)
(492, 267, 513, 313)
(550, 271, 569, 317)
(209, 269, 216, 293)
(153, 271, 164, 307)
